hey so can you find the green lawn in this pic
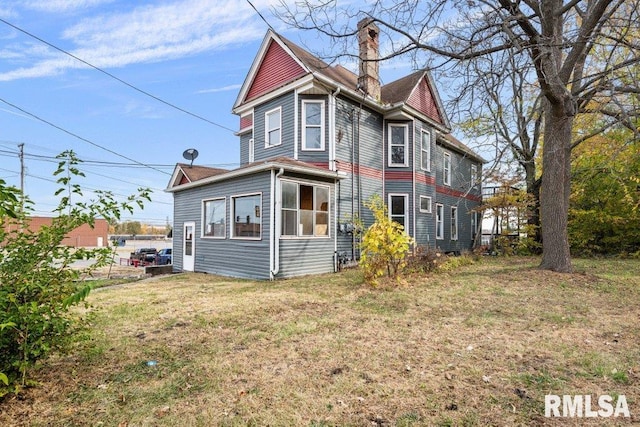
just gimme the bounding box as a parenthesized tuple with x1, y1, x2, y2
(2, 257, 639, 426)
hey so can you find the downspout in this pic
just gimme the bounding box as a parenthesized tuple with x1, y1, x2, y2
(412, 120, 416, 249)
(294, 89, 299, 160)
(330, 87, 341, 270)
(269, 169, 275, 280)
(330, 87, 341, 171)
(271, 167, 285, 279)
(350, 108, 356, 261)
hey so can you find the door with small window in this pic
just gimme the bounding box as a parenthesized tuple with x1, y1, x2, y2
(183, 221, 195, 272)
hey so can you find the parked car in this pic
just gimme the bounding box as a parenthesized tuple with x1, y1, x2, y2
(156, 248, 172, 265)
(129, 247, 158, 264)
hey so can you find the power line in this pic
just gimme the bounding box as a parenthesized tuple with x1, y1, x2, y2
(0, 17, 237, 134)
(0, 97, 171, 175)
(246, 0, 276, 32)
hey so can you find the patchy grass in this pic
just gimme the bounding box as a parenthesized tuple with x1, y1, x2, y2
(1, 257, 639, 426)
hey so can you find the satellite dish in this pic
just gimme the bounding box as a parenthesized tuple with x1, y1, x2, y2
(182, 148, 199, 167)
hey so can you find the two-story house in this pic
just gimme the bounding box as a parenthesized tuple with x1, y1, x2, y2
(166, 20, 484, 280)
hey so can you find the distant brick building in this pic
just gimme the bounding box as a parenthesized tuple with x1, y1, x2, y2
(5, 216, 109, 248)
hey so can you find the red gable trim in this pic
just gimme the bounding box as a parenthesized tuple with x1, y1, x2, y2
(245, 40, 306, 102)
(407, 77, 443, 125)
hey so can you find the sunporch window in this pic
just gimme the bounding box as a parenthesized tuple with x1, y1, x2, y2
(281, 181, 329, 237)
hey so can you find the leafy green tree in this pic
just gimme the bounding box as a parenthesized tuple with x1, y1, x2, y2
(0, 178, 20, 219)
(570, 130, 640, 255)
(360, 195, 414, 286)
(0, 151, 150, 395)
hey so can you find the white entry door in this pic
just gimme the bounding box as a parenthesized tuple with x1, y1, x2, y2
(183, 221, 195, 272)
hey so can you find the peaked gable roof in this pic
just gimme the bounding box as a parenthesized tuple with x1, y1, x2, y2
(381, 70, 448, 127)
(244, 39, 307, 102)
(167, 157, 342, 193)
(233, 30, 450, 130)
(167, 163, 229, 189)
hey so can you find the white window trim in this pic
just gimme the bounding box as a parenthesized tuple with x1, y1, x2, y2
(443, 152, 452, 186)
(301, 100, 325, 151)
(388, 193, 409, 229)
(419, 195, 432, 213)
(436, 203, 444, 240)
(230, 192, 262, 240)
(451, 206, 458, 241)
(248, 138, 254, 163)
(202, 197, 226, 239)
(265, 107, 282, 148)
(280, 180, 331, 239)
(420, 129, 431, 172)
(388, 123, 409, 167)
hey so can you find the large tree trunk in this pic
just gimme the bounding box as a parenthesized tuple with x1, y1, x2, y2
(539, 104, 573, 272)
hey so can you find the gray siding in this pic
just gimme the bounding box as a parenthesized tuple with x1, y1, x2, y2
(433, 142, 483, 252)
(172, 171, 272, 280)
(172, 170, 339, 279)
(239, 132, 253, 166)
(334, 97, 384, 261)
(278, 239, 335, 278)
(253, 92, 295, 161)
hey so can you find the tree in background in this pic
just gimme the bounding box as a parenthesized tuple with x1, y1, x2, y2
(0, 151, 150, 395)
(279, 0, 640, 272)
(570, 128, 640, 255)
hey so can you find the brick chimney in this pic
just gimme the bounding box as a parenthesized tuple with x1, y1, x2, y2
(357, 18, 381, 100)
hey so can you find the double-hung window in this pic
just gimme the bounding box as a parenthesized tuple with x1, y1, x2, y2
(265, 107, 281, 147)
(389, 194, 408, 229)
(281, 181, 329, 237)
(203, 198, 225, 238)
(302, 101, 324, 151)
(436, 204, 444, 239)
(451, 206, 458, 241)
(443, 152, 452, 186)
(421, 129, 431, 171)
(389, 124, 408, 167)
(232, 193, 261, 239)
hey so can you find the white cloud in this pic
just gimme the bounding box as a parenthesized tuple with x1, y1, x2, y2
(22, 0, 115, 13)
(0, 0, 282, 81)
(196, 84, 242, 94)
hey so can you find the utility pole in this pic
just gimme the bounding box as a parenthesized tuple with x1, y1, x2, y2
(18, 143, 25, 213)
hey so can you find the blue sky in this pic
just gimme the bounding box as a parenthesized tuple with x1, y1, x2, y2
(0, 0, 433, 226)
